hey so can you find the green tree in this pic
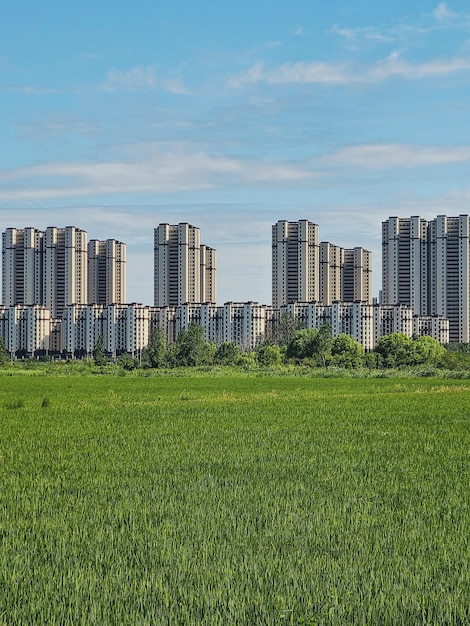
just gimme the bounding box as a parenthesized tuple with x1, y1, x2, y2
(117, 353, 138, 370)
(311, 323, 333, 366)
(174, 324, 212, 367)
(256, 343, 282, 367)
(214, 341, 240, 365)
(331, 334, 365, 367)
(142, 328, 167, 368)
(286, 324, 333, 365)
(237, 351, 257, 369)
(374, 333, 414, 367)
(93, 335, 107, 366)
(412, 335, 446, 365)
(286, 328, 319, 361)
(270, 312, 304, 346)
(0, 336, 9, 365)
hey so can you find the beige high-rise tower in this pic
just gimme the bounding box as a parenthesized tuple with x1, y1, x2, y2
(3, 225, 88, 318)
(382, 216, 429, 314)
(44, 226, 88, 318)
(341, 247, 372, 304)
(382, 214, 470, 342)
(154, 223, 216, 307)
(88, 239, 126, 305)
(428, 215, 470, 342)
(2, 227, 45, 307)
(273, 220, 371, 308)
(272, 220, 320, 308)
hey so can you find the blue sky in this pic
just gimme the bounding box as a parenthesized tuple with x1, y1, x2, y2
(1, 0, 470, 304)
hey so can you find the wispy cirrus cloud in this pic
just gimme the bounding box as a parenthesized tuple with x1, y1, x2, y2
(0, 84, 63, 94)
(0, 143, 317, 201)
(101, 64, 190, 95)
(329, 24, 395, 44)
(1, 65, 190, 97)
(432, 2, 457, 22)
(228, 52, 470, 87)
(2, 140, 470, 204)
(323, 143, 470, 169)
(330, 3, 470, 49)
(101, 65, 158, 92)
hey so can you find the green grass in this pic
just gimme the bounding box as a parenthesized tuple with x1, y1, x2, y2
(0, 375, 469, 625)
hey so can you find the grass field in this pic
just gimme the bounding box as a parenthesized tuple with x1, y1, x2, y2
(0, 373, 469, 625)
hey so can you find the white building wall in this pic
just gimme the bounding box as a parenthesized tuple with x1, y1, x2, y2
(154, 223, 216, 308)
(2, 228, 45, 307)
(272, 220, 320, 308)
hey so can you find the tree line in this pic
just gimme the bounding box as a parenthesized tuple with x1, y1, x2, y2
(130, 316, 468, 370)
(1, 314, 468, 370)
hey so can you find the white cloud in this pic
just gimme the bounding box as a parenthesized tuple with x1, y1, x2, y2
(228, 62, 265, 88)
(323, 143, 470, 169)
(102, 66, 157, 92)
(330, 3, 470, 51)
(1, 85, 62, 94)
(229, 52, 470, 87)
(432, 2, 456, 21)
(2, 140, 470, 204)
(329, 24, 394, 44)
(229, 61, 350, 87)
(101, 64, 191, 95)
(368, 51, 470, 80)
(0, 144, 317, 201)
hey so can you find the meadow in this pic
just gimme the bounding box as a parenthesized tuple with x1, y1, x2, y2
(0, 373, 469, 625)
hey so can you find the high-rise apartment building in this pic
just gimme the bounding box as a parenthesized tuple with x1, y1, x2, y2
(200, 244, 217, 304)
(154, 223, 216, 307)
(2, 226, 88, 318)
(88, 239, 126, 305)
(382, 214, 470, 342)
(44, 226, 88, 318)
(382, 216, 429, 315)
(342, 247, 372, 304)
(320, 243, 372, 305)
(2, 227, 45, 307)
(320, 242, 342, 305)
(272, 220, 320, 309)
(429, 215, 470, 342)
(273, 220, 371, 308)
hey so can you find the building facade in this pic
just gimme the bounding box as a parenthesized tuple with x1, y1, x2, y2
(273, 220, 371, 308)
(382, 214, 470, 342)
(2, 226, 88, 318)
(0, 305, 52, 356)
(428, 215, 470, 343)
(154, 223, 216, 307)
(0, 301, 449, 357)
(2, 226, 128, 320)
(88, 239, 126, 305)
(272, 220, 320, 308)
(44, 226, 88, 318)
(320, 243, 372, 305)
(2, 227, 45, 307)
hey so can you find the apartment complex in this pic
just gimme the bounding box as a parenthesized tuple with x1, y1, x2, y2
(272, 220, 372, 309)
(0, 301, 448, 357)
(1, 213, 464, 358)
(154, 223, 216, 307)
(2, 227, 126, 317)
(382, 214, 470, 342)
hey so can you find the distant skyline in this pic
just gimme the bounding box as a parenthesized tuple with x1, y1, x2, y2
(1, 1, 470, 304)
